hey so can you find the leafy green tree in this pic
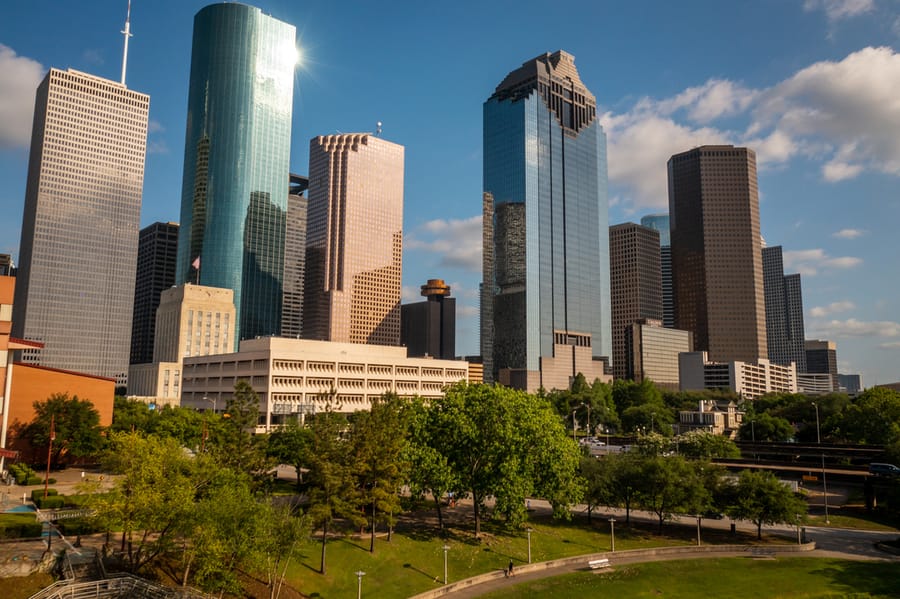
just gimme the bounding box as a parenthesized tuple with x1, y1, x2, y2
(724, 470, 807, 539)
(267, 421, 313, 491)
(209, 380, 272, 478)
(350, 393, 409, 552)
(404, 398, 459, 532)
(636, 455, 695, 532)
(549, 374, 619, 435)
(604, 452, 643, 524)
(831, 387, 900, 445)
(677, 430, 740, 459)
(87, 431, 196, 573)
(612, 379, 663, 414)
(738, 412, 794, 442)
(633, 431, 671, 457)
(434, 382, 581, 537)
(580, 454, 615, 523)
(24, 393, 104, 466)
(622, 403, 674, 436)
(305, 401, 359, 574)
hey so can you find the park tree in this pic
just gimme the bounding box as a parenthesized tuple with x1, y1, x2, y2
(404, 398, 459, 532)
(612, 378, 663, 414)
(725, 469, 807, 539)
(676, 430, 740, 459)
(88, 431, 196, 573)
(24, 393, 104, 466)
(208, 380, 272, 479)
(831, 387, 900, 445)
(636, 455, 696, 532)
(350, 393, 409, 552)
(549, 374, 618, 435)
(580, 454, 616, 523)
(434, 382, 581, 537)
(622, 403, 674, 436)
(267, 421, 314, 491)
(304, 401, 359, 574)
(604, 452, 643, 524)
(738, 412, 794, 442)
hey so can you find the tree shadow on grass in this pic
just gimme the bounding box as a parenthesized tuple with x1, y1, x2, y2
(402, 561, 440, 583)
(814, 560, 900, 597)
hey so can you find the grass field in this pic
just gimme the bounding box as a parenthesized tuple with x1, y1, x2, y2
(479, 558, 900, 599)
(280, 512, 783, 598)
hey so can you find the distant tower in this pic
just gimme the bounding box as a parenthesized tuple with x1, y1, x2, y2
(175, 4, 296, 345)
(401, 279, 456, 359)
(303, 134, 404, 345)
(130, 222, 180, 365)
(762, 245, 806, 372)
(281, 174, 309, 338)
(482, 50, 611, 391)
(805, 340, 838, 390)
(12, 67, 150, 384)
(640, 214, 674, 329)
(668, 145, 767, 363)
(609, 223, 663, 380)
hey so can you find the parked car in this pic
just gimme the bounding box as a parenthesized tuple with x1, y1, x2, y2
(869, 463, 900, 477)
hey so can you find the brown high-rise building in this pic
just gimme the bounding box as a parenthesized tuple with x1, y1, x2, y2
(12, 68, 149, 384)
(668, 145, 767, 363)
(303, 134, 404, 345)
(609, 223, 663, 380)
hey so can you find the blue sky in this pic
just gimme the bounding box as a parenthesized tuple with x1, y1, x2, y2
(1, 0, 898, 386)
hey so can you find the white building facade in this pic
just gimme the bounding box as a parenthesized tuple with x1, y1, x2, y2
(679, 351, 797, 401)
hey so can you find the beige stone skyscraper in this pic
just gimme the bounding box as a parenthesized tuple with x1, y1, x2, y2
(12, 68, 149, 384)
(303, 134, 404, 345)
(668, 145, 767, 364)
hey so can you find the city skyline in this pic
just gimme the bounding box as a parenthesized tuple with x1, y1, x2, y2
(1, 1, 898, 384)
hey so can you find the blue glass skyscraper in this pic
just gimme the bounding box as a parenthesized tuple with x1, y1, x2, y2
(176, 3, 296, 345)
(482, 51, 611, 390)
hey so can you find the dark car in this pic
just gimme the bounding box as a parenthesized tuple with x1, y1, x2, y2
(868, 463, 900, 477)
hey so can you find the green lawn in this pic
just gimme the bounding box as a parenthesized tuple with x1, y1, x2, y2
(480, 558, 900, 598)
(281, 513, 779, 598)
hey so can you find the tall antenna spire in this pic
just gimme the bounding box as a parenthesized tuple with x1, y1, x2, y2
(120, 0, 132, 86)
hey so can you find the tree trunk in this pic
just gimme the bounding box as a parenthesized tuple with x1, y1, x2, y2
(757, 521, 762, 540)
(319, 521, 328, 574)
(473, 494, 482, 539)
(434, 495, 444, 531)
(587, 505, 593, 524)
(369, 502, 376, 553)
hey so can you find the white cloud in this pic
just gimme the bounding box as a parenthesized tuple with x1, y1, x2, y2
(783, 248, 862, 275)
(832, 228, 866, 239)
(603, 47, 900, 213)
(401, 285, 420, 302)
(803, 0, 875, 21)
(405, 215, 482, 272)
(812, 318, 900, 338)
(457, 305, 478, 318)
(0, 45, 44, 149)
(878, 341, 900, 349)
(809, 300, 856, 317)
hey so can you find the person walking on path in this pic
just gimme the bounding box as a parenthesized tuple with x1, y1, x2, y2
(507, 560, 514, 577)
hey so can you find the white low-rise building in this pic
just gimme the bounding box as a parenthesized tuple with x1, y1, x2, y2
(679, 351, 797, 400)
(181, 337, 469, 430)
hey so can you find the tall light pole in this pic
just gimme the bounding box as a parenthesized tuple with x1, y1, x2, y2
(355, 570, 365, 599)
(442, 545, 450, 584)
(609, 517, 616, 552)
(812, 402, 830, 524)
(526, 527, 533, 563)
(696, 515, 702, 546)
(572, 409, 577, 442)
(586, 404, 591, 437)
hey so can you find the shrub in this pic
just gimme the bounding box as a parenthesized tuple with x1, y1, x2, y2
(34, 495, 65, 509)
(32, 489, 59, 502)
(25, 476, 43, 486)
(0, 515, 43, 539)
(47, 478, 57, 485)
(57, 518, 101, 536)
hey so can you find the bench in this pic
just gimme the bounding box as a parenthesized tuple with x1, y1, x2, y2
(588, 558, 610, 569)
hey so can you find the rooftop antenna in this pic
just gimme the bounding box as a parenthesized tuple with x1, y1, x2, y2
(120, 0, 132, 86)
(376, 121, 383, 136)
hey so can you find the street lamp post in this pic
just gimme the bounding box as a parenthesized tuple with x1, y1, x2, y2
(812, 402, 830, 524)
(526, 527, 533, 563)
(572, 409, 577, 442)
(650, 412, 654, 434)
(696, 515, 702, 546)
(608, 517, 616, 552)
(442, 545, 450, 584)
(586, 404, 591, 438)
(355, 570, 365, 599)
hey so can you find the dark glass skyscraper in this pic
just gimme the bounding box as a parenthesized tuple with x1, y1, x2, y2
(762, 245, 806, 372)
(482, 51, 611, 390)
(176, 3, 296, 345)
(130, 222, 179, 365)
(640, 213, 674, 329)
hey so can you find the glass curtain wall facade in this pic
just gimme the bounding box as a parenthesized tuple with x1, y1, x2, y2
(483, 51, 610, 389)
(176, 3, 295, 346)
(12, 68, 149, 384)
(641, 213, 674, 328)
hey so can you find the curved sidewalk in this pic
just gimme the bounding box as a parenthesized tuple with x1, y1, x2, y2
(409, 542, 818, 598)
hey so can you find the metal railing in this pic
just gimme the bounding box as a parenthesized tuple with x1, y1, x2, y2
(28, 573, 210, 599)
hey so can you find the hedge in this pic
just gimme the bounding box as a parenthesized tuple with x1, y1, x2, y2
(32, 489, 59, 502)
(34, 495, 65, 509)
(0, 514, 43, 539)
